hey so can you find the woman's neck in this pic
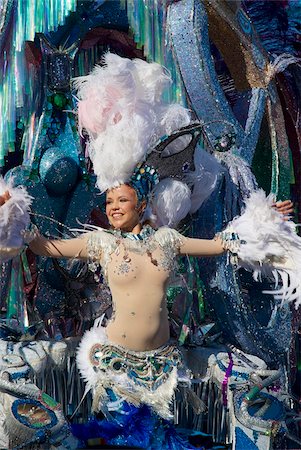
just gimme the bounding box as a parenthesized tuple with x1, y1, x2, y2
(129, 223, 143, 234)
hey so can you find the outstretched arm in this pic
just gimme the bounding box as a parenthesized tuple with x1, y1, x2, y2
(0, 187, 90, 260)
(29, 233, 89, 260)
(177, 199, 294, 258)
(179, 235, 225, 257)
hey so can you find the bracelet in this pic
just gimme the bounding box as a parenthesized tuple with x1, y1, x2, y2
(215, 227, 241, 265)
(22, 223, 40, 244)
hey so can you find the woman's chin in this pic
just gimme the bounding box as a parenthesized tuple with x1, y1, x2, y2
(111, 220, 129, 231)
(110, 216, 140, 232)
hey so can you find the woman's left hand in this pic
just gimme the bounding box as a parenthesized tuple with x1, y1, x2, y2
(274, 199, 294, 220)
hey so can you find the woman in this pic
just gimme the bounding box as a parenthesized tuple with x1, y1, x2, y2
(0, 183, 293, 449)
(0, 180, 235, 449)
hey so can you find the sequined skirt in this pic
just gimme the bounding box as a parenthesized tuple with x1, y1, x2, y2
(77, 316, 187, 419)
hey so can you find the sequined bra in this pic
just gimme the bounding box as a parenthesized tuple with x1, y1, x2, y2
(86, 226, 184, 283)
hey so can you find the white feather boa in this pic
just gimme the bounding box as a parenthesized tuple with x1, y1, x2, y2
(229, 189, 301, 309)
(0, 177, 32, 261)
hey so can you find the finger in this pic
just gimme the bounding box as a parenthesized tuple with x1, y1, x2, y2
(275, 200, 293, 209)
(3, 191, 11, 201)
(277, 200, 292, 206)
(277, 203, 293, 210)
(277, 206, 294, 215)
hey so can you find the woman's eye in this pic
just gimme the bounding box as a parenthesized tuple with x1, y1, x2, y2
(120, 198, 128, 202)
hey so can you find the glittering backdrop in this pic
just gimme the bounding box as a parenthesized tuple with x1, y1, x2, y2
(0, 2, 300, 444)
(167, 0, 293, 199)
(125, 0, 186, 104)
(0, 0, 77, 166)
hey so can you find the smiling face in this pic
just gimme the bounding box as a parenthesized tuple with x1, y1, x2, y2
(105, 184, 145, 232)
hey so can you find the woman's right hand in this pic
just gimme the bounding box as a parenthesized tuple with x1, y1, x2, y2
(0, 191, 11, 206)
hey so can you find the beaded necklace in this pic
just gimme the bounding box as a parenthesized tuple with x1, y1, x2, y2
(109, 224, 156, 241)
(87, 226, 182, 282)
(110, 225, 159, 272)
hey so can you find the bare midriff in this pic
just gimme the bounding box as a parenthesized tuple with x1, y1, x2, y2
(105, 247, 172, 351)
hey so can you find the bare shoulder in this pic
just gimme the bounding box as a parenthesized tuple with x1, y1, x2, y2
(85, 228, 118, 260)
(153, 227, 185, 249)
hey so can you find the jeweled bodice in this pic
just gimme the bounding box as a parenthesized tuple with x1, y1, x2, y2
(86, 226, 183, 283)
(85, 226, 184, 350)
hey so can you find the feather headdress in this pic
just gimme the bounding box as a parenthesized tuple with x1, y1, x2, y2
(74, 53, 216, 227)
(75, 53, 188, 190)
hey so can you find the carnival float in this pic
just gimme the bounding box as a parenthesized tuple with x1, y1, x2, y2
(0, 1, 300, 449)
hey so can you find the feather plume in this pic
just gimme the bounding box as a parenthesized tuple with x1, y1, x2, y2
(186, 148, 220, 213)
(214, 151, 257, 196)
(89, 109, 155, 192)
(74, 54, 137, 137)
(74, 53, 192, 192)
(76, 315, 106, 392)
(151, 179, 191, 227)
(159, 103, 191, 136)
(0, 177, 32, 260)
(132, 57, 172, 104)
(230, 189, 301, 309)
(156, 104, 192, 157)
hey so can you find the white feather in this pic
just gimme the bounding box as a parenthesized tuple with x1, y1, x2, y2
(230, 189, 301, 309)
(155, 104, 192, 157)
(76, 316, 106, 392)
(186, 148, 221, 213)
(132, 57, 172, 103)
(159, 104, 191, 135)
(151, 179, 191, 227)
(0, 177, 32, 260)
(89, 109, 155, 192)
(214, 151, 257, 195)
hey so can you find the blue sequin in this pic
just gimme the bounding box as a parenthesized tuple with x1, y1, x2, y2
(72, 402, 199, 450)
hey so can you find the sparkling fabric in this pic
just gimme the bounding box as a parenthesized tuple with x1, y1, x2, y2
(77, 318, 188, 420)
(89, 341, 180, 391)
(86, 226, 183, 283)
(72, 402, 198, 450)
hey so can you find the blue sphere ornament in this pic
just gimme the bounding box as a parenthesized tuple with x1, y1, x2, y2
(39, 147, 79, 195)
(4, 166, 29, 186)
